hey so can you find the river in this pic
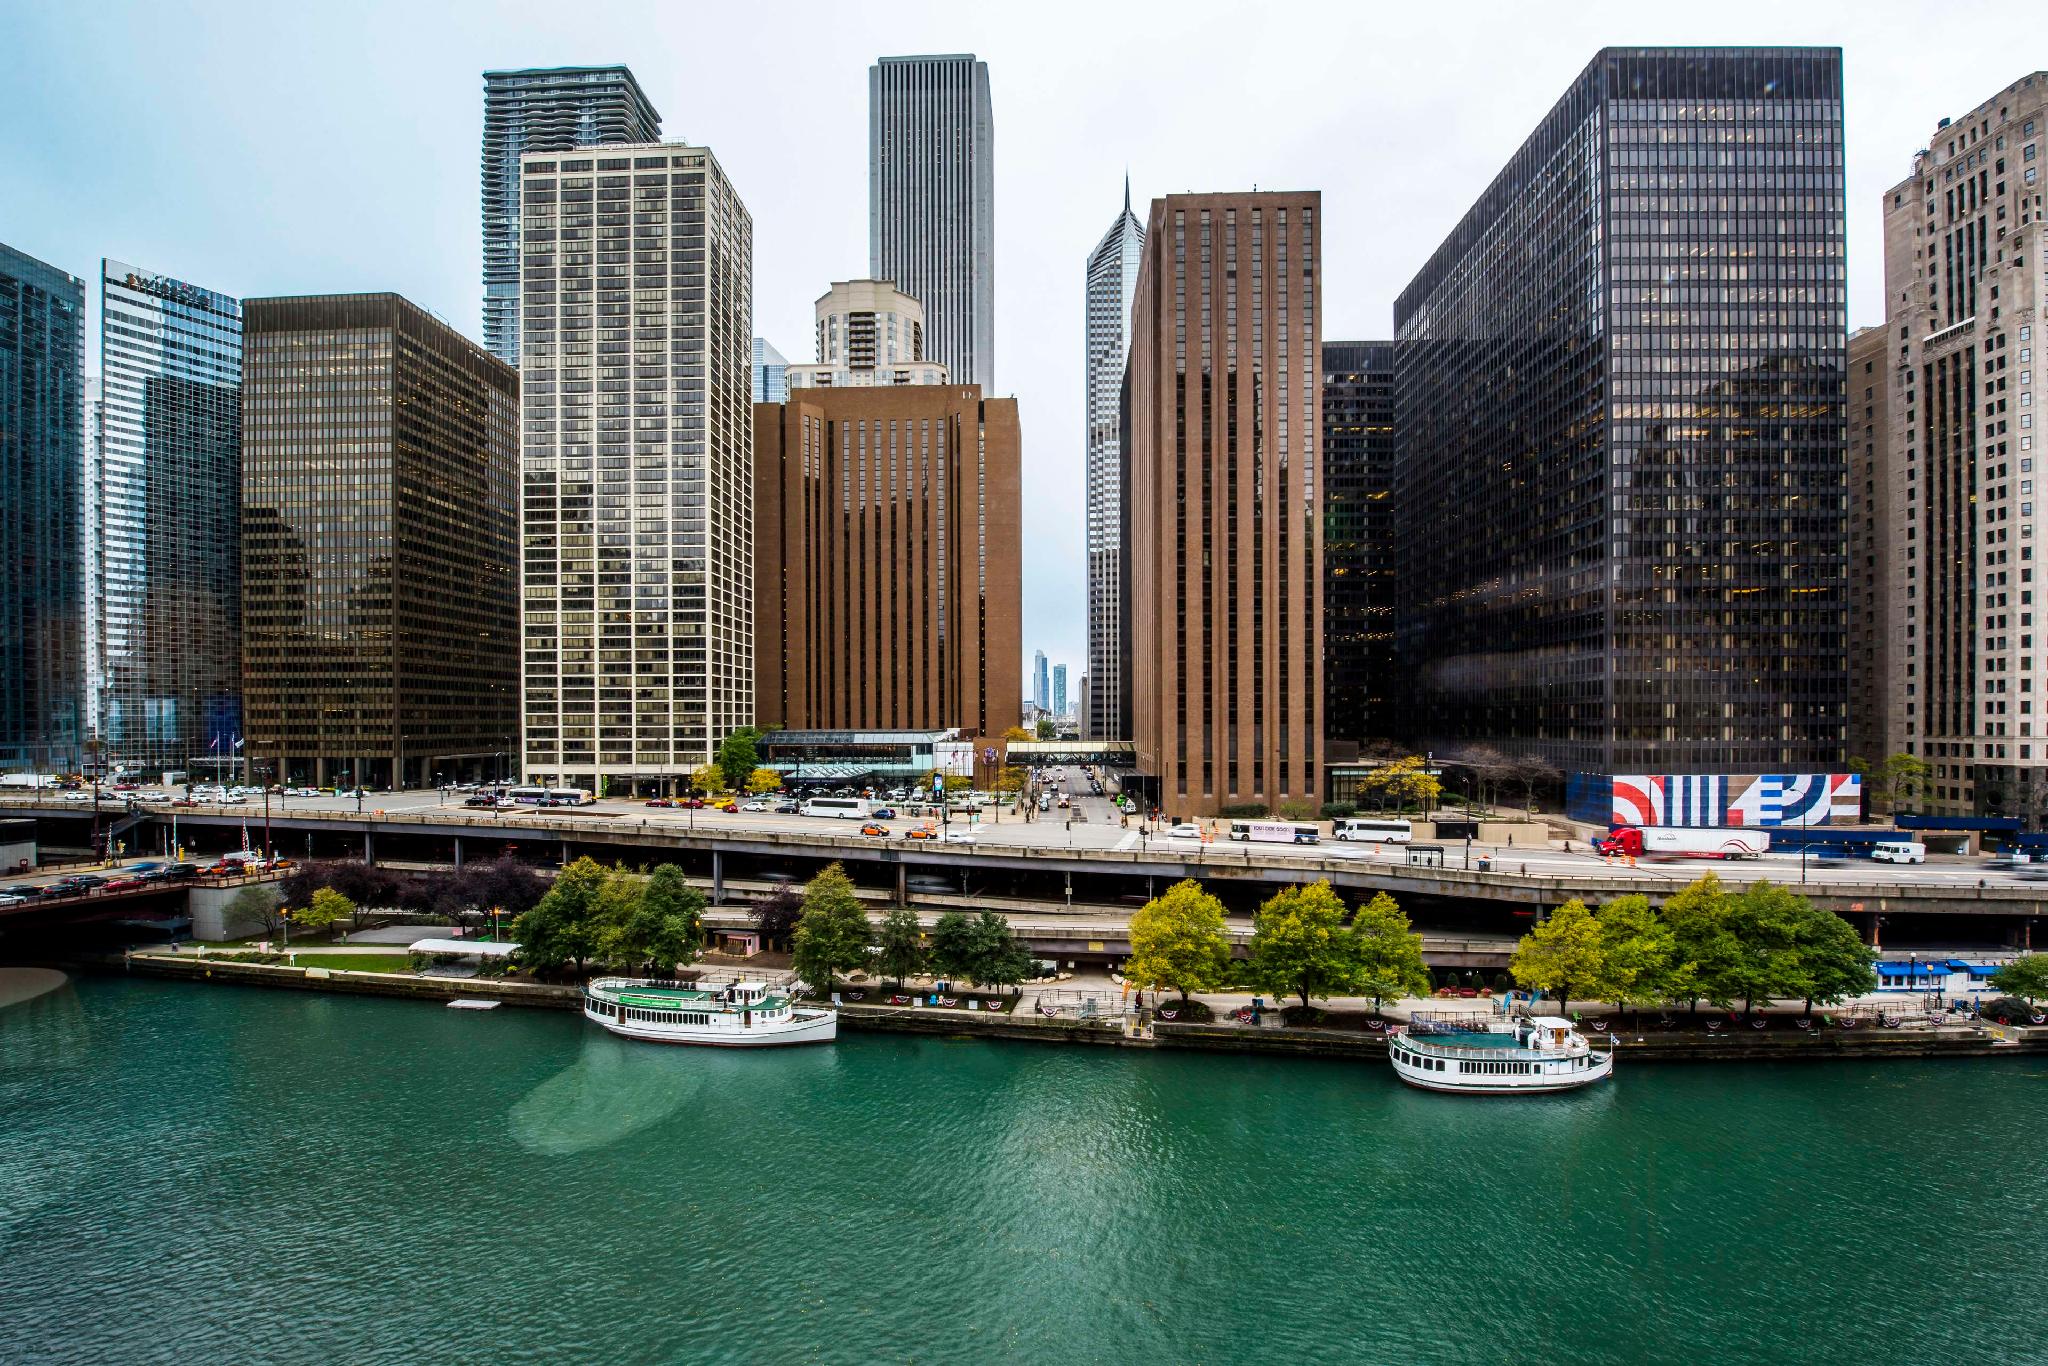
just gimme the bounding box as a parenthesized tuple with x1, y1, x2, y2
(3, 974, 2045, 1364)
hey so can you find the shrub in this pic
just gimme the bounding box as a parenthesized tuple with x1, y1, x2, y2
(1980, 995, 2043, 1024)
(1320, 802, 1358, 819)
(1276, 798, 1320, 821)
(1219, 802, 1269, 819)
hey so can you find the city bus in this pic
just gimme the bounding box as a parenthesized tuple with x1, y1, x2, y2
(507, 785, 594, 806)
(1333, 817, 1414, 843)
(1228, 820, 1320, 845)
(801, 796, 871, 819)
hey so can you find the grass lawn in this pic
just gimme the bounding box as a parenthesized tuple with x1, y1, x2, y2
(291, 952, 416, 973)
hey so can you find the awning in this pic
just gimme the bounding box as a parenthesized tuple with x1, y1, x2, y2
(1875, 961, 1943, 978)
(407, 938, 517, 957)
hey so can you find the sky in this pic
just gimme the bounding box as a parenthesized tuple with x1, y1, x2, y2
(0, 0, 2028, 690)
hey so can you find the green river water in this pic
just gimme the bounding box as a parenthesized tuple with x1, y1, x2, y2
(3, 975, 2046, 1364)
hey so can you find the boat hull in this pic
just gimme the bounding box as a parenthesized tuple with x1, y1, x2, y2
(1390, 1047, 1613, 1094)
(583, 1004, 838, 1047)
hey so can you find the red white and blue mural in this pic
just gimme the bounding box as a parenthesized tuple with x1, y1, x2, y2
(1568, 773, 1863, 828)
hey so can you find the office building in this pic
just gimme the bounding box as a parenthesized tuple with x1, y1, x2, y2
(1033, 650, 1048, 712)
(1846, 324, 1891, 772)
(870, 54, 994, 389)
(1126, 191, 1324, 818)
(0, 243, 85, 774)
(1052, 663, 1067, 718)
(1394, 47, 1849, 775)
(753, 337, 788, 403)
(83, 375, 102, 739)
(1321, 340, 1397, 760)
(481, 66, 662, 367)
(93, 261, 244, 775)
(1883, 73, 2048, 817)
(1085, 183, 1144, 739)
(754, 385, 1021, 737)
(784, 279, 948, 389)
(519, 143, 755, 792)
(241, 294, 519, 788)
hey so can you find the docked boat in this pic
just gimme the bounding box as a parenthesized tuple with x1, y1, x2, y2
(582, 975, 837, 1047)
(1388, 1015, 1613, 1094)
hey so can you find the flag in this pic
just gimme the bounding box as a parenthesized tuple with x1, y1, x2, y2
(233, 735, 244, 752)
(240, 819, 252, 855)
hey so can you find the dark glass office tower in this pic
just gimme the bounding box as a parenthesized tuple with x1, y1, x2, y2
(481, 66, 661, 368)
(0, 243, 85, 774)
(241, 295, 519, 788)
(1394, 48, 1849, 774)
(1322, 341, 1396, 755)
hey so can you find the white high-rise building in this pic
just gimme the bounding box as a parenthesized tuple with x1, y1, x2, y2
(518, 142, 754, 791)
(785, 279, 949, 389)
(870, 54, 994, 390)
(1084, 182, 1143, 740)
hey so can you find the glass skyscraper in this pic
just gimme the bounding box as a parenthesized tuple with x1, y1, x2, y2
(482, 66, 661, 368)
(1394, 48, 1849, 775)
(0, 243, 85, 774)
(752, 336, 788, 403)
(1084, 183, 1143, 740)
(1321, 340, 1396, 753)
(870, 54, 994, 389)
(93, 260, 243, 774)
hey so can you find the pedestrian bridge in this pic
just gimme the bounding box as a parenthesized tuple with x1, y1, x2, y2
(1005, 740, 1134, 765)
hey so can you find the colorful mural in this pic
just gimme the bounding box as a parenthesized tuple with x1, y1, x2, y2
(1599, 773, 1862, 828)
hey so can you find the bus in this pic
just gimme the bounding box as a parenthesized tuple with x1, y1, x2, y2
(1333, 817, 1413, 844)
(507, 785, 594, 806)
(801, 796, 871, 819)
(1228, 820, 1320, 845)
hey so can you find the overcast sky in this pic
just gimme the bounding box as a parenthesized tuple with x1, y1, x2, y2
(0, 0, 2025, 688)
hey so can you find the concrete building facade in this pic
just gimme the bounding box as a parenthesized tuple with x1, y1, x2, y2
(1125, 191, 1324, 818)
(870, 54, 994, 390)
(518, 143, 755, 793)
(1084, 184, 1144, 740)
(753, 385, 1020, 739)
(240, 294, 519, 789)
(1883, 72, 2048, 819)
(784, 279, 948, 389)
(1847, 324, 1892, 772)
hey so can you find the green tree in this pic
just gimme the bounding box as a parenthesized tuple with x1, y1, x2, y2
(970, 912, 1036, 994)
(295, 886, 354, 941)
(1660, 873, 1741, 1012)
(1788, 900, 1876, 1017)
(791, 863, 872, 994)
(1035, 719, 1055, 739)
(1249, 880, 1363, 1011)
(942, 773, 971, 793)
(1849, 752, 1931, 813)
(874, 905, 926, 988)
(927, 910, 979, 982)
(1126, 879, 1231, 1001)
(717, 727, 762, 791)
(1594, 893, 1690, 1023)
(225, 884, 284, 938)
(1990, 954, 2048, 1003)
(511, 855, 610, 974)
(1721, 881, 1807, 1014)
(745, 767, 783, 795)
(596, 864, 703, 973)
(1349, 891, 1432, 1010)
(1509, 899, 1606, 1014)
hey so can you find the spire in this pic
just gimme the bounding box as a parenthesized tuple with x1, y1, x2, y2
(1123, 171, 1131, 216)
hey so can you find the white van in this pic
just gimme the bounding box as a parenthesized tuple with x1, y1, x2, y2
(1334, 817, 1413, 844)
(1871, 840, 1927, 865)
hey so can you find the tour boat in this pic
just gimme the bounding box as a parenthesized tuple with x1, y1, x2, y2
(582, 976, 837, 1047)
(1387, 1015, 1613, 1094)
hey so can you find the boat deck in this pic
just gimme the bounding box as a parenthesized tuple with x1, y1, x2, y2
(602, 985, 791, 1011)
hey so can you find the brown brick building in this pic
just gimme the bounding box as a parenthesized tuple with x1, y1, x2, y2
(1125, 191, 1323, 818)
(754, 386, 1021, 737)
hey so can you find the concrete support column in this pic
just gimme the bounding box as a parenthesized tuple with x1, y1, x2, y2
(363, 831, 374, 865)
(712, 850, 724, 905)
(453, 837, 463, 870)
(896, 864, 907, 905)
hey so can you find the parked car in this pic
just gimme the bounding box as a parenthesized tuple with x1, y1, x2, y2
(643, 798, 676, 808)
(677, 797, 706, 809)
(741, 800, 770, 812)
(714, 800, 739, 813)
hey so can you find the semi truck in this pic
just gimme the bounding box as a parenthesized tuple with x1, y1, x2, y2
(1595, 826, 1770, 860)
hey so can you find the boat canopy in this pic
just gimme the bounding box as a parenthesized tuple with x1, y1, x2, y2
(1528, 1015, 1575, 1030)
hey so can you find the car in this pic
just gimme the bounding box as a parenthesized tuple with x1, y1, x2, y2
(65, 874, 109, 889)
(1, 885, 43, 900)
(714, 800, 739, 813)
(905, 826, 939, 840)
(1985, 855, 2033, 871)
(677, 797, 706, 809)
(164, 863, 201, 880)
(941, 831, 978, 844)
(643, 797, 676, 808)
(101, 877, 145, 892)
(772, 801, 799, 814)
(59, 789, 94, 802)
(467, 794, 503, 808)
(0, 893, 24, 907)
(1164, 822, 1203, 840)
(859, 823, 889, 837)
(869, 806, 896, 820)
(741, 800, 770, 812)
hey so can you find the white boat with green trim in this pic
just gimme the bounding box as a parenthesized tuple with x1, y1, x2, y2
(583, 975, 837, 1047)
(1388, 1015, 1613, 1094)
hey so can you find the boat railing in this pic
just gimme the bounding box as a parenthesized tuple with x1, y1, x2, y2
(1393, 1034, 1588, 1063)
(1408, 1009, 1500, 1035)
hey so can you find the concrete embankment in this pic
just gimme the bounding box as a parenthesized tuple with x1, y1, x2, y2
(118, 953, 581, 1009)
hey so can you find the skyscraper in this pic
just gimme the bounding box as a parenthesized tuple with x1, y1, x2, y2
(1846, 324, 1891, 774)
(1881, 72, 2047, 818)
(1033, 650, 1048, 713)
(1126, 192, 1323, 817)
(481, 66, 661, 368)
(1394, 48, 1849, 776)
(1321, 340, 1397, 757)
(752, 337, 788, 403)
(754, 385, 1021, 737)
(1052, 664, 1067, 719)
(870, 54, 994, 389)
(0, 243, 85, 774)
(519, 143, 754, 792)
(784, 279, 948, 389)
(93, 261, 243, 775)
(240, 294, 519, 789)
(1085, 182, 1144, 740)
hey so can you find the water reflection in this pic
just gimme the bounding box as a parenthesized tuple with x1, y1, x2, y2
(508, 1032, 703, 1156)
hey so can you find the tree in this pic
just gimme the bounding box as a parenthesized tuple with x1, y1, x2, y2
(1249, 880, 1363, 1011)
(689, 762, 723, 795)
(1349, 891, 1432, 1010)
(1509, 900, 1606, 1014)
(511, 856, 610, 974)
(597, 864, 703, 973)
(1788, 901, 1876, 1017)
(1035, 719, 1055, 739)
(1660, 873, 1741, 1012)
(927, 910, 979, 982)
(1126, 879, 1231, 1001)
(1850, 752, 1930, 813)
(968, 912, 1036, 994)
(1721, 881, 1807, 1014)
(875, 905, 926, 987)
(1990, 954, 2048, 1003)
(999, 725, 1033, 745)
(993, 765, 1028, 795)
(791, 863, 872, 994)
(717, 727, 762, 791)
(749, 885, 803, 951)
(1356, 755, 1442, 814)
(224, 884, 284, 939)
(296, 887, 354, 941)
(1593, 894, 1690, 1024)
(745, 767, 783, 795)
(941, 774, 971, 793)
